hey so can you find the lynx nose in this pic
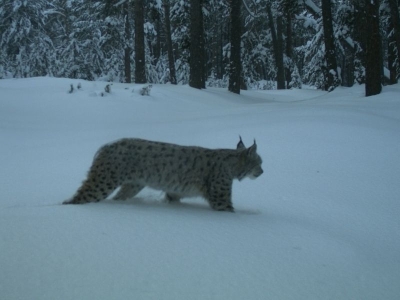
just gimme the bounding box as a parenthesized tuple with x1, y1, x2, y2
(254, 166, 263, 177)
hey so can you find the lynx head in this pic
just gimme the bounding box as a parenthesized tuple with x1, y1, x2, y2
(236, 136, 263, 181)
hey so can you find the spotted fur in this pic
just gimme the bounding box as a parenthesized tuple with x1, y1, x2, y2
(63, 137, 263, 212)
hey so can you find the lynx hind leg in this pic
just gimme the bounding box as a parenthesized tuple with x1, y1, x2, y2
(113, 183, 144, 201)
(206, 179, 234, 212)
(165, 193, 181, 203)
(63, 175, 118, 204)
(63, 153, 119, 204)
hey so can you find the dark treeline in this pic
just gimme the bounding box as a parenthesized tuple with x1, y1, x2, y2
(0, 0, 399, 96)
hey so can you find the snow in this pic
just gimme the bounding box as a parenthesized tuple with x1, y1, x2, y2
(296, 14, 318, 29)
(1, 77, 400, 300)
(304, 0, 322, 15)
(345, 36, 355, 48)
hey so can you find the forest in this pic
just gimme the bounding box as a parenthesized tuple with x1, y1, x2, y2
(0, 0, 399, 96)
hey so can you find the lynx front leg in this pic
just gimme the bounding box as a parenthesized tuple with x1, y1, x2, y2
(206, 179, 234, 212)
(113, 183, 144, 200)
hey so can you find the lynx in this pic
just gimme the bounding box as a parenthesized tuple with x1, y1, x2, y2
(63, 137, 263, 212)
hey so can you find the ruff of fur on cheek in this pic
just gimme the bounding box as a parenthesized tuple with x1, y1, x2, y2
(238, 171, 247, 181)
(237, 152, 248, 181)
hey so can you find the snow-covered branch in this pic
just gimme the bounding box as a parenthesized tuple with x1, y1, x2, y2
(296, 14, 318, 29)
(242, 0, 257, 19)
(303, 0, 321, 17)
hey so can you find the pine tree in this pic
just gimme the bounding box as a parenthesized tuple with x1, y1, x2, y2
(365, 0, 382, 96)
(228, 0, 242, 94)
(321, 0, 340, 91)
(296, 1, 326, 89)
(189, 0, 205, 89)
(101, 0, 130, 82)
(0, 0, 53, 77)
(135, 0, 147, 83)
(206, 0, 229, 83)
(335, 2, 356, 87)
(124, 1, 132, 83)
(163, 0, 177, 84)
(0, 0, 396, 91)
(387, 0, 400, 83)
(281, 0, 297, 88)
(267, 2, 285, 89)
(170, 0, 190, 84)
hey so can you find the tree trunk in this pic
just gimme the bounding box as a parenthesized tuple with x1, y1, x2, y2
(340, 39, 355, 87)
(199, 3, 206, 88)
(134, 0, 146, 83)
(388, 0, 400, 83)
(266, 4, 285, 90)
(276, 15, 285, 89)
(211, 9, 224, 80)
(189, 0, 205, 89)
(124, 2, 131, 83)
(285, 12, 293, 88)
(321, 0, 339, 91)
(228, 0, 241, 94)
(153, 10, 161, 62)
(353, 1, 367, 84)
(163, 0, 177, 84)
(388, 25, 397, 84)
(365, 0, 382, 96)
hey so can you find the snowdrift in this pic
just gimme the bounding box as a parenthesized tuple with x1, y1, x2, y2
(1, 77, 399, 300)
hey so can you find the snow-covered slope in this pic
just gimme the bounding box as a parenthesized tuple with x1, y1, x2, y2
(1, 77, 399, 300)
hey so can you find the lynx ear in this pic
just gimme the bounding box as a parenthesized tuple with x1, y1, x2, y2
(237, 135, 246, 150)
(247, 139, 257, 155)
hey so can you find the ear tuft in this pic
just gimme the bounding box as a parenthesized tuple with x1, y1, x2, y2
(237, 135, 246, 150)
(247, 139, 257, 155)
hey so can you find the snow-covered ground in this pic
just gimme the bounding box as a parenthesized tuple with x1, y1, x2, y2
(1, 77, 399, 300)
